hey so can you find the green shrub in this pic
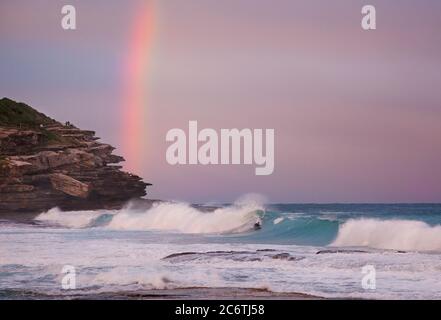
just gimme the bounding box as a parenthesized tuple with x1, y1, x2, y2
(0, 97, 54, 127)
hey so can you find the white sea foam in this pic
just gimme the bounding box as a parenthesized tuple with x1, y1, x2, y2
(35, 207, 113, 228)
(107, 201, 262, 234)
(89, 269, 174, 290)
(34, 197, 263, 234)
(1, 220, 441, 299)
(332, 219, 441, 252)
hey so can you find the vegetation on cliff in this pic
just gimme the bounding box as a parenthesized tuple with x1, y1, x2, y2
(0, 98, 68, 145)
(0, 98, 55, 127)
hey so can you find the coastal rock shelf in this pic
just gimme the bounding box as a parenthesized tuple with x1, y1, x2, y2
(0, 98, 150, 213)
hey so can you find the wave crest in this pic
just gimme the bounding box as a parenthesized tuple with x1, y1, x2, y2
(332, 219, 441, 252)
(108, 201, 262, 234)
(35, 200, 263, 234)
(35, 208, 109, 228)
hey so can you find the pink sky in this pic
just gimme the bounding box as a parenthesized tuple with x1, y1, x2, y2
(1, 0, 441, 202)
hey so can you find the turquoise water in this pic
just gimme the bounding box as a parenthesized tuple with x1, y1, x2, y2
(232, 203, 441, 246)
(1, 202, 440, 299)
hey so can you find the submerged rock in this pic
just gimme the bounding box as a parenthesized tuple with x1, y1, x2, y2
(162, 250, 304, 263)
(316, 249, 370, 255)
(0, 98, 151, 213)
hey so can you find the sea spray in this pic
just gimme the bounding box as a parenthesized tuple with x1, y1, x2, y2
(331, 219, 441, 252)
(107, 201, 263, 234)
(35, 207, 112, 228)
(34, 196, 265, 234)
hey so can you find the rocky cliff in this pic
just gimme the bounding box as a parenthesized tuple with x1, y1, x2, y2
(0, 98, 150, 213)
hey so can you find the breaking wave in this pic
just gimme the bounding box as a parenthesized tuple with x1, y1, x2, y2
(35, 199, 263, 235)
(332, 219, 441, 252)
(35, 208, 111, 228)
(107, 202, 262, 234)
(35, 202, 441, 252)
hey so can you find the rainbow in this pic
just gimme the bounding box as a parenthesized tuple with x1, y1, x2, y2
(121, 1, 156, 174)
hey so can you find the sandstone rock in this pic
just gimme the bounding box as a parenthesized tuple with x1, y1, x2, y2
(0, 98, 150, 213)
(0, 184, 34, 193)
(0, 159, 34, 177)
(49, 173, 90, 198)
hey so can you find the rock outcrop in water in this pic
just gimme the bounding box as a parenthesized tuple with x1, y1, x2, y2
(0, 98, 151, 213)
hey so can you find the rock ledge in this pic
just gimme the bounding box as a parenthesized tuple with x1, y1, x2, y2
(0, 98, 150, 213)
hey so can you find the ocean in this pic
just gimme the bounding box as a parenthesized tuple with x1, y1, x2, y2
(1, 199, 440, 299)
